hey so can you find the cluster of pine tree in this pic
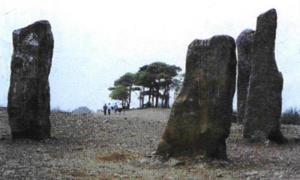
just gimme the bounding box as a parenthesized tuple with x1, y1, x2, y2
(108, 62, 183, 109)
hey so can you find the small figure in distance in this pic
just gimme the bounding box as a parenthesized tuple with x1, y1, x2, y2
(114, 103, 118, 114)
(117, 102, 124, 115)
(103, 103, 107, 115)
(121, 103, 126, 115)
(107, 103, 111, 115)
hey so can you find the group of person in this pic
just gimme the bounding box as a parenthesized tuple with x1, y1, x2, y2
(102, 103, 124, 115)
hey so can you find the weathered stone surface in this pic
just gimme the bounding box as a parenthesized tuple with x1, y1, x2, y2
(8, 20, 54, 140)
(156, 36, 236, 159)
(243, 9, 286, 143)
(236, 29, 255, 123)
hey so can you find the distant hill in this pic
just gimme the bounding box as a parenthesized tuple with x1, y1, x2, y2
(72, 106, 93, 114)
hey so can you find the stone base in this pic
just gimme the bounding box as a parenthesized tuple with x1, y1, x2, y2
(12, 129, 50, 140)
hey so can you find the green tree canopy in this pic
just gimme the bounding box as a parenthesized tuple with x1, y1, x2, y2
(109, 85, 128, 102)
(108, 62, 182, 109)
(134, 62, 182, 107)
(111, 72, 137, 109)
(114, 72, 136, 87)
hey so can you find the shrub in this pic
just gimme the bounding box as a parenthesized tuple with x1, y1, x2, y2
(281, 108, 300, 125)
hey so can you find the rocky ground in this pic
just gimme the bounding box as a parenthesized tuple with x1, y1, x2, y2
(0, 108, 299, 179)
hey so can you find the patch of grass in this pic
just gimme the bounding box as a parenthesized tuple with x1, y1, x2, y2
(59, 169, 90, 178)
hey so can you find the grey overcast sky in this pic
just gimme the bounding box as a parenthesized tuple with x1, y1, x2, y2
(0, 0, 300, 111)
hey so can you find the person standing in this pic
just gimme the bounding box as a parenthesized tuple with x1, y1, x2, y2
(120, 103, 125, 115)
(107, 103, 111, 115)
(114, 103, 118, 114)
(103, 104, 107, 115)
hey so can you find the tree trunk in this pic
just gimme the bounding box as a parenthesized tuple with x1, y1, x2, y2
(128, 86, 132, 109)
(155, 86, 159, 108)
(165, 94, 169, 108)
(139, 93, 142, 108)
(161, 92, 164, 107)
(148, 87, 151, 107)
(161, 85, 167, 108)
(164, 85, 170, 108)
(151, 90, 154, 107)
(142, 87, 145, 108)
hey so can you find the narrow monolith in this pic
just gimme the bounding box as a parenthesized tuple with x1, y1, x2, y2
(156, 35, 236, 159)
(243, 9, 286, 143)
(8, 20, 54, 140)
(236, 29, 255, 123)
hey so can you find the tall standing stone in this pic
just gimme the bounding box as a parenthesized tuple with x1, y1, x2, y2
(236, 29, 255, 123)
(8, 20, 54, 140)
(156, 36, 236, 159)
(243, 9, 286, 143)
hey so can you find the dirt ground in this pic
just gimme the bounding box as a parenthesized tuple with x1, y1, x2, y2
(0, 108, 299, 179)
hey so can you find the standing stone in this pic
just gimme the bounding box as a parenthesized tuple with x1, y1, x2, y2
(8, 20, 54, 140)
(156, 36, 236, 159)
(243, 9, 286, 143)
(236, 29, 255, 123)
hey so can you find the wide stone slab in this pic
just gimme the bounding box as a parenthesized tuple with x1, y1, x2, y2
(157, 35, 236, 159)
